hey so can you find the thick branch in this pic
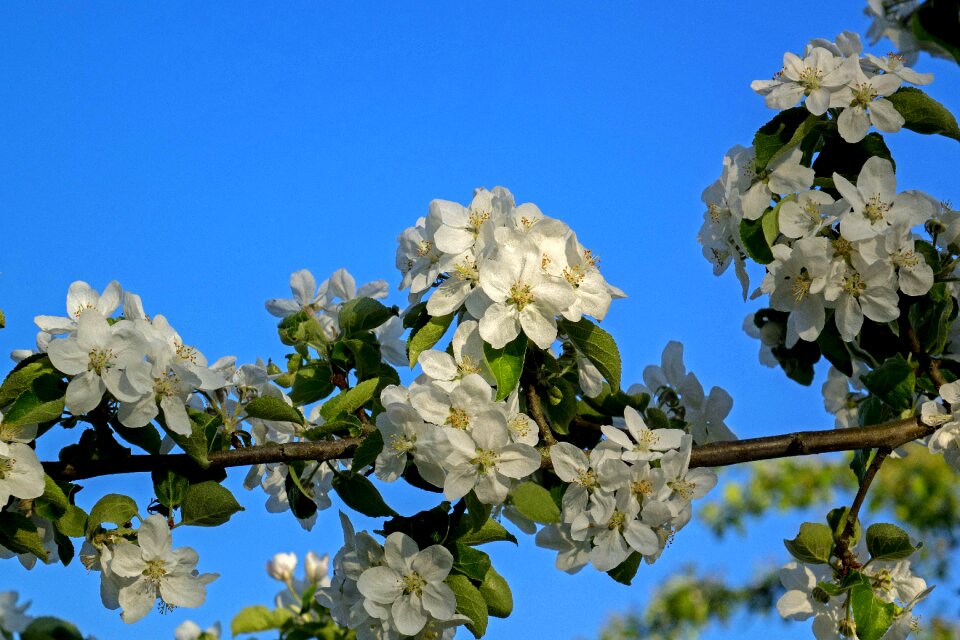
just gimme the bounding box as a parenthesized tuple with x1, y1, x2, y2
(43, 417, 934, 482)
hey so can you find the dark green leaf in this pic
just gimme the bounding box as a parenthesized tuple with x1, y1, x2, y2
(827, 506, 861, 545)
(861, 355, 916, 412)
(351, 430, 384, 472)
(288, 363, 335, 405)
(180, 481, 244, 527)
(887, 86, 960, 142)
(606, 551, 643, 586)
(0, 511, 49, 560)
(560, 318, 622, 391)
(152, 469, 191, 510)
(739, 215, 774, 264)
(331, 472, 397, 517)
(753, 107, 812, 171)
(285, 464, 319, 521)
(483, 334, 527, 401)
(338, 297, 393, 334)
(34, 475, 69, 521)
(542, 379, 577, 435)
(812, 132, 894, 185)
(22, 616, 85, 640)
(111, 421, 162, 455)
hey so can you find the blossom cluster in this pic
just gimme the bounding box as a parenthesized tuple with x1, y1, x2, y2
(396, 186, 624, 349)
(778, 554, 930, 640)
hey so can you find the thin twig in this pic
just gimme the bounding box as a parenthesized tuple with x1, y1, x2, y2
(524, 384, 557, 446)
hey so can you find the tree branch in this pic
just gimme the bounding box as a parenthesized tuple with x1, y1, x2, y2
(43, 416, 934, 482)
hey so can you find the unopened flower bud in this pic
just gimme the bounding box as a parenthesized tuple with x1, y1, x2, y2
(266, 552, 297, 581)
(304, 551, 330, 585)
(838, 617, 857, 638)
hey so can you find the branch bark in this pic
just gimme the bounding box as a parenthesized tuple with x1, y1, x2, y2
(43, 416, 934, 482)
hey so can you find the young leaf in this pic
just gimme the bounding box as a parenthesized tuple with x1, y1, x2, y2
(1, 374, 66, 429)
(560, 318, 622, 391)
(783, 522, 833, 564)
(407, 312, 454, 368)
(0, 511, 49, 560)
(319, 377, 380, 420)
(509, 482, 560, 524)
(479, 566, 513, 618)
(54, 505, 88, 538)
(483, 334, 527, 401)
(452, 543, 492, 582)
(851, 583, 896, 640)
(455, 519, 518, 547)
(152, 469, 191, 510)
(231, 605, 295, 635)
(288, 363, 335, 405)
(865, 523, 920, 561)
(86, 494, 138, 535)
(244, 396, 305, 426)
(447, 574, 488, 638)
(180, 481, 244, 527)
(22, 617, 85, 640)
(338, 297, 393, 334)
(0, 354, 57, 408)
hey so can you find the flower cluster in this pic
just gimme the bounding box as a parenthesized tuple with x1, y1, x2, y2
(396, 186, 624, 349)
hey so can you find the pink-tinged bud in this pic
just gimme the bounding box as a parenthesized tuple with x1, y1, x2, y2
(266, 552, 297, 581)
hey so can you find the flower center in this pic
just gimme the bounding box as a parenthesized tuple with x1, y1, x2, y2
(469, 210, 490, 232)
(607, 509, 626, 531)
(454, 258, 479, 282)
(707, 203, 724, 224)
(417, 240, 433, 257)
(471, 448, 499, 474)
(0, 457, 14, 479)
(833, 237, 853, 258)
(668, 478, 696, 500)
(142, 558, 168, 587)
(389, 434, 415, 455)
(562, 265, 586, 287)
(892, 248, 921, 270)
(457, 355, 482, 376)
(87, 347, 115, 375)
(799, 66, 824, 92)
(402, 571, 427, 596)
(154, 371, 181, 400)
(863, 194, 891, 224)
(446, 407, 470, 430)
(842, 272, 867, 298)
(802, 199, 822, 222)
(632, 478, 653, 498)
(575, 468, 598, 491)
(508, 281, 534, 310)
(175, 342, 199, 364)
(850, 82, 878, 108)
(632, 429, 659, 452)
(792, 272, 813, 302)
(508, 415, 532, 439)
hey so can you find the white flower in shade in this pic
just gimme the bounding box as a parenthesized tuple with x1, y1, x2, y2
(752, 47, 857, 115)
(317, 514, 385, 631)
(416, 320, 492, 386)
(265, 269, 323, 318)
(601, 407, 683, 462)
(776, 561, 842, 629)
(535, 523, 592, 574)
(743, 312, 784, 368)
(576, 353, 604, 398)
(683, 385, 737, 444)
(778, 190, 846, 239)
(642, 341, 700, 401)
(266, 552, 298, 581)
(822, 364, 867, 429)
(478, 244, 576, 349)
(824, 255, 900, 342)
(503, 390, 539, 446)
(928, 417, 960, 470)
(760, 239, 831, 346)
(46, 311, 145, 415)
(807, 31, 863, 58)
(107, 515, 213, 623)
(658, 436, 718, 513)
(864, 53, 933, 85)
(834, 157, 934, 241)
(34, 280, 123, 335)
(174, 620, 221, 640)
(138, 315, 227, 392)
(305, 551, 331, 586)
(0, 591, 32, 633)
(737, 148, 815, 222)
(397, 217, 443, 297)
(442, 411, 541, 504)
(832, 66, 904, 143)
(375, 316, 408, 368)
(356, 532, 457, 636)
(317, 268, 390, 313)
(374, 402, 447, 487)
(0, 441, 44, 505)
(857, 226, 933, 297)
(572, 489, 660, 571)
(698, 145, 753, 298)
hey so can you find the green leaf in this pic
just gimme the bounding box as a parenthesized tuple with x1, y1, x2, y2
(887, 86, 960, 142)
(560, 318, 622, 391)
(447, 574, 488, 638)
(816, 317, 853, 376)
(22, 616, 85, 640)
(111, 421, 163, 455)
(851, 583, 897, 640)
(287, 363, 335, 406)
(739, 205, 780, 265)
(860, 354, 916, 412)
(407, 312, 454, 368)
(784, 522, 833, 564)
(34, 475, 69, 521)
(303, 415, 363, 441)
(908, 282, 954, 356)
(338, 297, 394, 334)
(1, 374, 65, 428)
(244, 396, 305, 426)
(152, 469, 191, 510)
(54, 505, 88, 538)
(483, 334, 527, 401)
(319, 377, 380, 421)
(231, 605, 295, 635)
(542, 379, 577, 435)
(753, 107, 812, 171)
(0, 354, 57, 408)
(344, 336, 382, 380)
(86, 494, 138, 536)
(464, 490, 492, 533)
(331, 472, 397, 517)
(180, 481, 244, 526)
(826, 507, 861, 546)
(0, 511, 49, 560)
(455, 518, 518, 546)
(479, 566, 513, 618)
(284, 463, 319, 521)
(607, 551, 643, 586)
(351, 430, 384, 472)
(452, 543, 492, 581)
(812, 132, 894, 185)
(509, 481, 560, 524)
(865, 523, 921, 561)
(160, 409, 223, 469)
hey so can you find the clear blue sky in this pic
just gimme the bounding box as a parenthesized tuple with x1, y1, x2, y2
(1, 2, 958, 638)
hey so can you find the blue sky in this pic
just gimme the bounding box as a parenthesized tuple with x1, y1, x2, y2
(1, 2, 959, 638)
